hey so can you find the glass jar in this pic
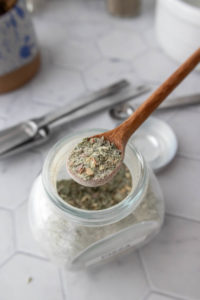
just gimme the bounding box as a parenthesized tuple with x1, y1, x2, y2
(29, 129, 165, 270)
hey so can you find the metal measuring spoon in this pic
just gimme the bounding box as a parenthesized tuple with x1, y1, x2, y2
(109, 103, 134, 120)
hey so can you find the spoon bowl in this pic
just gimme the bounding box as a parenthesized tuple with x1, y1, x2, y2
(66, 157, 123, 187)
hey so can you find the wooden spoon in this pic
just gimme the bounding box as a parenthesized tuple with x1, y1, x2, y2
(67, 48, 200, 187)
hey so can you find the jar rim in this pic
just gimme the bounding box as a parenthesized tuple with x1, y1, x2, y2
(42, 129, 149, 226)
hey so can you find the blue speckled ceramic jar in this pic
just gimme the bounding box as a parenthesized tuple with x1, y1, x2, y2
(0, 0, 40, 93)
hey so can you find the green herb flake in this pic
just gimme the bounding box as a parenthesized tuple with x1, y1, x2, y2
(27, 277, 33, 284)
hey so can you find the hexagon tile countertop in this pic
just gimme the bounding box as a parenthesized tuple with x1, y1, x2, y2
(0, 0, 200, 299)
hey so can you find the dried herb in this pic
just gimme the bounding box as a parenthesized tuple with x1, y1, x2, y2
(27, 277, 33, 284)
(57, 163, 132, 210)
(68, 137, 122, 182)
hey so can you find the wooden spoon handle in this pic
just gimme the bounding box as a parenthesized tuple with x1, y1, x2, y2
(117, 48, 200, 145)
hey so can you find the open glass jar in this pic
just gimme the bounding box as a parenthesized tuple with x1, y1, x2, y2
(29, 129, 165, 270)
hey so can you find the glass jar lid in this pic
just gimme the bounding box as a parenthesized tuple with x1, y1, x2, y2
(129, 117, 177, 172)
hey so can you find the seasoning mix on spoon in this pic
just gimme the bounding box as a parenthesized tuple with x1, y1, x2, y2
(68, 136, 122, 183)
(57, 163, 132, 210)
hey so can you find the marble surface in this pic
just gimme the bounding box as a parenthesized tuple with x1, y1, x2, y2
(0, 0, 200, 299)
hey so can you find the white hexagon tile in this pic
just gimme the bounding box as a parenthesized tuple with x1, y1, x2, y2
(0, 254, 63, 300)
(0, 151, 42, 209)
(62, 252, 149, 300)
(27, 63, 86, 106)
(2, 95, 55, 128)
(158, 155, 200, 221)
(98, 29, 147, 60)
(0, 92, 20, 120)
(0, 116, 5, 129)
(143, 27, 160, 50)
(15, 202, 45, 258)
(140, 216, 200, 300)
(34, 20, 68, 49)
(84, 59, 139, 90)
(147, 293, 177, 300)
(52, 39, 102, 71)
(68, 107, 117, 133)
(64, 21, 112, 41)
(167, 108, 200, 160)
(132, 49, 181, 84)
(171, 72, 200, 97)
(38, 0, 105, 24)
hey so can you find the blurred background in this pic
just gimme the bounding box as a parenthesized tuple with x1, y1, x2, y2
(0, 0, 200, 299)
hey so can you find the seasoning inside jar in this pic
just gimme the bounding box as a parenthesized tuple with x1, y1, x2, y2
(57, 163, 132, 210)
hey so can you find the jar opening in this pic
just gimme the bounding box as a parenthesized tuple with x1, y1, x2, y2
(42, 129, 149, 226)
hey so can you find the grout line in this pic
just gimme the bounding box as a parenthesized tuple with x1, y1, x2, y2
(11, 209, 17, 252)
(83, 55, 104, 73)
(142, 290, 152, 300)
(166, 212, 200, 225)
(51, 61, 83, 73)
(52, 52, 103, 74)
(0, 206, 13, 212)
(32, 99, 57, 109)
(79, 70, 90, 92)
(33, 17, 93, 28)
(151, 289, 190, 300)
(93, 40, 104, 59)
(132, 47, 151, 62)
(16, 250, 50, 262)
(14, 199, 28, 211)
(0, 207, 16, 255)
(132, 73, 162, 87)
(137, 250, 155, 291)
(58, 269, 67, 300)
(31, 97, 60, 108)
(0, 253, 15, 269)
(177, 152, 200, 162)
